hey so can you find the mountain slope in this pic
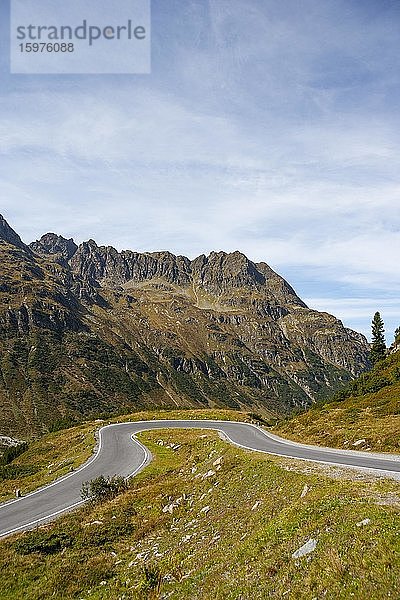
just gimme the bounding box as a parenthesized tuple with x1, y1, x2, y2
(0, 215, 370, 437)
(275, 349, 400, 452)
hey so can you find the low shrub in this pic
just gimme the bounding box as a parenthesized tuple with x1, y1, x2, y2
(81, 475, 128, 504)
(14, 530, 73, 555)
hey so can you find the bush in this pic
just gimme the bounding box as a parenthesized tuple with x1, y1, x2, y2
(14, 530, 73, 555)
(81, 475, 128, 504)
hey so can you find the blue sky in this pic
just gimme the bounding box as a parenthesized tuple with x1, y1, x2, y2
(0, 0, 399, 341)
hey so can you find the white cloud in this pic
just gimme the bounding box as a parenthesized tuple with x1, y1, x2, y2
(1, 0, 399, 339)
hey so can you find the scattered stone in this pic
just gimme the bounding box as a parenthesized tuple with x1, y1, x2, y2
(300, 484, 309, 498)
(200, 505, 210, 515)
(251, 500, 262, 511)
(352, 439, 366, 447)
(84, 520, 103, 527)
(99, 581, 107, 586)
(356, 518, 370, 527)
(203, 470, 216, 479)
(292, 538, 318, 559)
(185, 519, 198, 529)
(213, 457, 223, 467)
(162, 497, 183, 514)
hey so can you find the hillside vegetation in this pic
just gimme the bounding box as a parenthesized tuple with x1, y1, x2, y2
(0, 426, 399, 599)
(275, 350, 400, 453)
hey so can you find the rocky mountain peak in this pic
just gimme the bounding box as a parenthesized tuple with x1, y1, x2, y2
(30, 233, 78, 263)
(192, 250, 266, 290)
(0, 215, 27, 250)
(189, 250, 305, 308)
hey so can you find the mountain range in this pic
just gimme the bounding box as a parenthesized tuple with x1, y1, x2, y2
(0, 215, 370, 437)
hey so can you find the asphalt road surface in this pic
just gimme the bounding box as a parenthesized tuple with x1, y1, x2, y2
(1, 420, 399, 538)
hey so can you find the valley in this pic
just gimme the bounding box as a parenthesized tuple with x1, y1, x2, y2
(0, 214, 398, 600)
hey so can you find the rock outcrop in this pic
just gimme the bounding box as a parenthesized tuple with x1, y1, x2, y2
(30, 233, 78, 264)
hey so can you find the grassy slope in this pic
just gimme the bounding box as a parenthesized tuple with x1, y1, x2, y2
(275, 351, 400, 453)
(0, 424, 96, 503)
(0, 428, 399, 599)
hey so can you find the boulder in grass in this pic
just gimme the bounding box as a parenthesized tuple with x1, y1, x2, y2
(292, 538, 317, 559)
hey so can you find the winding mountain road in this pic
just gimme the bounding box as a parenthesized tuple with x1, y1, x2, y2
(1, 420, 399, 539)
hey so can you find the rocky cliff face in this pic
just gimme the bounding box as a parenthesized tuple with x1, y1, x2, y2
(0, 215, 371, 436)
(68, 241, 192, 289)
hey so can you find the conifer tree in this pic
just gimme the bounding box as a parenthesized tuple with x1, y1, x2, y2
(371, 311, 386, 364)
